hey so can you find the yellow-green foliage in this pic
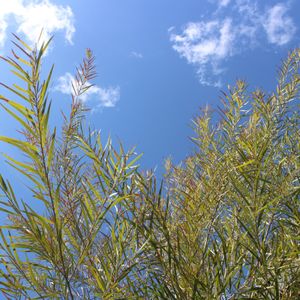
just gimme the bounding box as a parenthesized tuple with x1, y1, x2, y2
(0, 36, 299, 299)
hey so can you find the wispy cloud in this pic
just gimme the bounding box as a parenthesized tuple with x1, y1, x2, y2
(0, 0, 75, 50)
(55, 73, 120, 111)
(130, 51, 143, 59)
(220, 0, 231, 6)
(170, 1, 297, 86)
(213, 0, 231, 8)
(263, 3, 296, 46)
(170, 19, 234, 87)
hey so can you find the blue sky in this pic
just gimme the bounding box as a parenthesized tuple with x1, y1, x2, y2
(0, 0, 299, 178)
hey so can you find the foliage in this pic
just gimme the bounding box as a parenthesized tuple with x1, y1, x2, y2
(0, 36, 299, 299)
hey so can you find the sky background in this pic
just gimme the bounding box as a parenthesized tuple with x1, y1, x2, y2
(0, 0, 300, 181)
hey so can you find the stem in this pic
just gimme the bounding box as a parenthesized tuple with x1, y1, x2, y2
(31, 50, 74, 300)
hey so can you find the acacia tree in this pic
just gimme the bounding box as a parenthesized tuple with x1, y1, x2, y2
(131, 51, 300, 299)
(0, 36, 299, 299)
(0, 36, 149, 299)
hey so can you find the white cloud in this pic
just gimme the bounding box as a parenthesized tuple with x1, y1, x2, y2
(218, 0, 231, 7)
(235, 1, 296, 46)
(235, 0, 257, 15)
(263, 3, 296, 46)
(170, 19, 234, 86)
(209, 0, 231, 8)
(55, 73, 120, 110)
(130, 51, 143, 59)
(0, 19, 8, 48)
(170, 0, 297, 86)
(0, 0, 75, 49)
